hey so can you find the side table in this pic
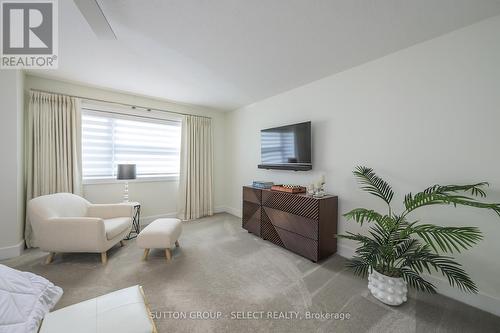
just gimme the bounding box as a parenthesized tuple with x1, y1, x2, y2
(125, 202, 141, 240)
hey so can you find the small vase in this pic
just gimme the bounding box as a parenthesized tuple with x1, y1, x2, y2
(368, 269, 408, 306)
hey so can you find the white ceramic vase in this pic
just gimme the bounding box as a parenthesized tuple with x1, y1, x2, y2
(368, 269, 408, 306)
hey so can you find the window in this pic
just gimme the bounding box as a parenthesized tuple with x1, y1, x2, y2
(82, 108, 182, 181)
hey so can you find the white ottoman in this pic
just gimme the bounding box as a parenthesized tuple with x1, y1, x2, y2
(40, 285, 157, 333)
(137, 218, 182, 261)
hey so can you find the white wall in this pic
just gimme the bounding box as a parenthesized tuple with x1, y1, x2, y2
(224, 16, 500, 315)
(24, 75, 227, 220)
(83, 181, 179, 222)
(0, 70, 25, 259)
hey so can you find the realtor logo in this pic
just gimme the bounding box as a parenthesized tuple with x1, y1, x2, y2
(1, 0, 58, 68)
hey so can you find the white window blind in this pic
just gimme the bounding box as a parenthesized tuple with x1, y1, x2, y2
(82, 109, 182, 180)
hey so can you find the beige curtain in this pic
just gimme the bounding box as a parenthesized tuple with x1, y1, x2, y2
(25, 91, 82, 247)
(178, 115, 213, 220)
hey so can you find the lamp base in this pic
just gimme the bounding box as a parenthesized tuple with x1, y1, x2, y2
(123, 181, 129, 203)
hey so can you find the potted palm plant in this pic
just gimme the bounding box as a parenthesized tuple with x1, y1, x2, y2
(340, 166, 500, 306)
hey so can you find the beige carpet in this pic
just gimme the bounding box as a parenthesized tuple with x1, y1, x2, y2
(2, 213, 499, 332)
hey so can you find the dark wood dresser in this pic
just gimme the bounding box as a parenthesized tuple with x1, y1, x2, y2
(242, 186, 338, 262)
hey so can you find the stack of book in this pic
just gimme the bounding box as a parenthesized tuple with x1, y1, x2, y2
(252, 181, 274, 189)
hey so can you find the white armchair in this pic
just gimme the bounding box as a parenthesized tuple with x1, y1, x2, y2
(27, 193, 134, 264)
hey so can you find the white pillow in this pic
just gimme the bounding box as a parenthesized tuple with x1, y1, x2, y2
(0, 264, 63, 333)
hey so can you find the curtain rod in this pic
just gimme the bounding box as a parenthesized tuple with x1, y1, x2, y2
(29, 88, 212, 120)
(82, 107, 182, 123)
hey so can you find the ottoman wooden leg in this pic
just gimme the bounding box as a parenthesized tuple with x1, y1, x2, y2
(45, 252, 55, 264)
(143, 249, 150, 261)
(101, 252, 108, 264)
(120, 240, 124, 247)
(165, 248, 172, 261)
(175, 240, 180, 248)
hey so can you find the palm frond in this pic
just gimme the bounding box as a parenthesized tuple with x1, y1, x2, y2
(353, 166, 394, 205)
(410, 224, 482, 253)
(400, 268, 437, 293)
(346, 257, 371, 277)
(337, 232, 376, 244)
(431, 257, 478, 293)
(401, 244, 438, 274)
(403, 192, 443, 213)
(404, 189, 500, 217)
(368, 226, 389, 245)
(344, 208, 384, 225)
(395, 239, 419, 259)
(428, 183, 489, 198)
(344, 208, 396, 231)
(402, 246, 478, 293)
(443, 195, 500, 217)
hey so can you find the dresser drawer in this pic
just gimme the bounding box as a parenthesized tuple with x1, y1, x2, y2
(243, 187, 262, 204)
(242, 201, 261, 236)
(273, 226, 319, 261)
(263, 207, 318, 240)
(261, 190, 319, 220)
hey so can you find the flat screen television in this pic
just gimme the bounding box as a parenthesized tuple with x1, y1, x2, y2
(258, 121, 312, 171)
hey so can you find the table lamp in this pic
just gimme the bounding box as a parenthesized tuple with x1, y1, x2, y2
(117, 164, 136, 202)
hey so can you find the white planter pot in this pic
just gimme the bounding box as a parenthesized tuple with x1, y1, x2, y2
(368, 269, 408, 306)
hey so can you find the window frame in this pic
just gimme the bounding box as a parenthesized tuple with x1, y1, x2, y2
(81, 101, 183, 185)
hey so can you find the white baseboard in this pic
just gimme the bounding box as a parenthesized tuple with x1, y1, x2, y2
(140, 206, 233, 226)
(427, 274, 500, 317)
(214, 206, 228, 214)
(337, 242, 356, 258)
(224, 206, 241, 218)
(140, 213, 178, 226)
(336, 242, 500, 317)
(0, 240, 24, 260)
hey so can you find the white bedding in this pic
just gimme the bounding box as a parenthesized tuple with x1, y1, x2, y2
(0, 264, 63, 333)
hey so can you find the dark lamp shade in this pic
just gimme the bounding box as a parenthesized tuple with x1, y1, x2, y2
(117, 164, 136, 180)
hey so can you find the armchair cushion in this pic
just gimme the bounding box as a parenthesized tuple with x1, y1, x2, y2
(104, 218, 132, 240)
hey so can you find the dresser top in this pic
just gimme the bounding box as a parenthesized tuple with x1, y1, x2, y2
(244, 186, 337, 200)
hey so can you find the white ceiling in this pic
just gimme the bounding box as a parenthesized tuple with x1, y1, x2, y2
(28, 0, 500, 111)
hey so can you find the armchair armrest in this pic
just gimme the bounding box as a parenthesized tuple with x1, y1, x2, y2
(37, 217, 107, 252)
(87, 203, 134, 219)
